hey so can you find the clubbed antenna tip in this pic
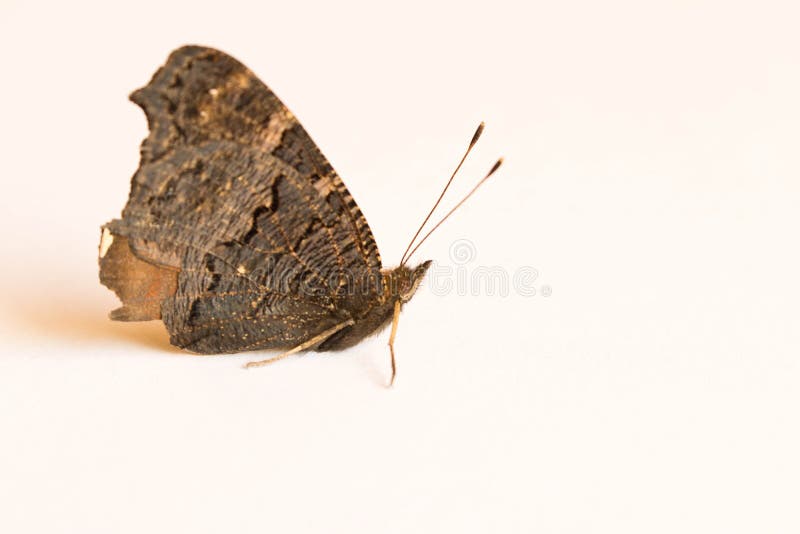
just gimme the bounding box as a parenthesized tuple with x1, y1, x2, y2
(469, 122, 486, 148)
(488, 157, 503, 176)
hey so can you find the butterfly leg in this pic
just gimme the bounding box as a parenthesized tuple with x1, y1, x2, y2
(244, 319, 355, 369)
(387, 300, 402, 387)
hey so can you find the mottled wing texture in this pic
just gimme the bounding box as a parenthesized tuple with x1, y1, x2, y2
(103, 46, 383, 353)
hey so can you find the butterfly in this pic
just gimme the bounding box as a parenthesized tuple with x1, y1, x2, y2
(99, 45, 501, 385)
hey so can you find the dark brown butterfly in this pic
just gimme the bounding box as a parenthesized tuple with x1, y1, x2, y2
(99, 46, 500, 384)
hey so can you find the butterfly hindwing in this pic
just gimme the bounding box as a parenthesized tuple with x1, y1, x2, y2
(103, 46, 383, 353)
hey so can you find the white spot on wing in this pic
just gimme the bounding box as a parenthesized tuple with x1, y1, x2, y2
(99, 228, 114, 258)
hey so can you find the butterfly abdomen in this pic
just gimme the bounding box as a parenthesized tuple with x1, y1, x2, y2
(316, 299, 396, 351)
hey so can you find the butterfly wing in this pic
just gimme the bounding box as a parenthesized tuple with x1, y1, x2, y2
(102, 46, 383, 353)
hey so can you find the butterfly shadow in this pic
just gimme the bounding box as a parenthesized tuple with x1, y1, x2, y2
(4, 288, 180, 355)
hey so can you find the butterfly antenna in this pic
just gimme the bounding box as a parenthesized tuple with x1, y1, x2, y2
(402, 158, 503, 265)
(399, 122, 485, 266)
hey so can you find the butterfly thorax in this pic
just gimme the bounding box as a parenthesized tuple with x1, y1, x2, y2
(316, 260, 432, 351)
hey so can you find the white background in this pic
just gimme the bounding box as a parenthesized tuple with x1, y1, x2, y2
(1, 1, 798, 532)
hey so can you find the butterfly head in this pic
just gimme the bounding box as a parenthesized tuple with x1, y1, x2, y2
(385, 260, 432, 304)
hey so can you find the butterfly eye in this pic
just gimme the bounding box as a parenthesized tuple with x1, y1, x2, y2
(400, 262, 431, 302)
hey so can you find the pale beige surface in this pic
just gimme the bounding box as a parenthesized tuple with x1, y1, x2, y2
(1, 1, 799, 532)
